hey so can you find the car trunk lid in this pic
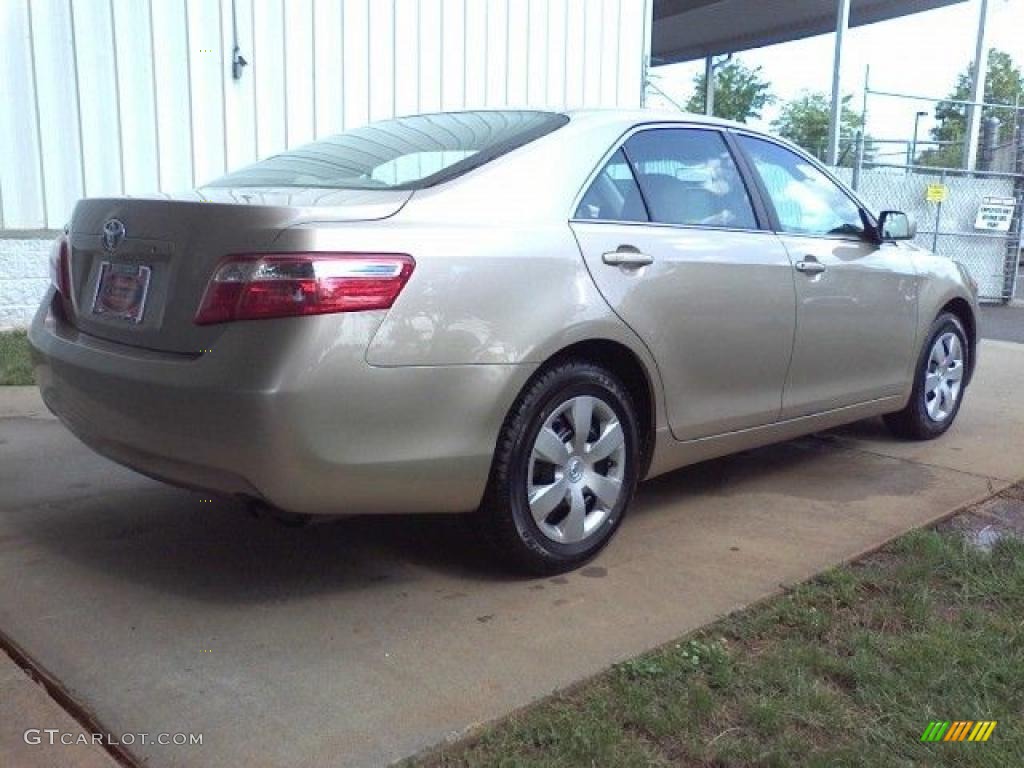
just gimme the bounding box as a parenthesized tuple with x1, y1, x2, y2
(65, 188, 411, 354)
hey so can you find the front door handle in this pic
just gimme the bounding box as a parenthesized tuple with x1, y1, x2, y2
(795, 259, 827, 275)
(602, 246, 654, 268)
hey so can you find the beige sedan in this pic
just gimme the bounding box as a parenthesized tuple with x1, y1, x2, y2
(30, 110, 979, 573)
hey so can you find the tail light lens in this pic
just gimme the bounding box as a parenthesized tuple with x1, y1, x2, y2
(49, 234, 71, 297)
(194, 253, 415, 325)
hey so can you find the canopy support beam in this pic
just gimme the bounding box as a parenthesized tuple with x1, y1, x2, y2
(826, 0, 851, 165)
(704, 56, 715, 115)
(963, 0, 990, 170)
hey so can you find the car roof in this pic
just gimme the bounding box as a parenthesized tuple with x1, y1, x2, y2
(388, 107, 755, 133)
(563, 108, 755, 133)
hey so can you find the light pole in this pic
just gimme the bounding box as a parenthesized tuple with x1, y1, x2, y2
(909, 110, 927, 166)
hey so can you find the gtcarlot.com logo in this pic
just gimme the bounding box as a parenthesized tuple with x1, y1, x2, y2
(24, 729, 203, 747)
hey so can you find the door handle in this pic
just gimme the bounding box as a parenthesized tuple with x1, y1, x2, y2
(602, 246, 654, 268)
(795, 259, 827, 275)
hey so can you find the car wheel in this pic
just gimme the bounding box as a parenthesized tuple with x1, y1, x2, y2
(884, 312, 969, 440)
(477, 360, 640, 575)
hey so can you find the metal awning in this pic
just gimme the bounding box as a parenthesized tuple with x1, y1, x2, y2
(652, 0, 967, 64)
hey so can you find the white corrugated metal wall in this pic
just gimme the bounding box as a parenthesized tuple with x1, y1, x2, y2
(0, 0, 651, 231)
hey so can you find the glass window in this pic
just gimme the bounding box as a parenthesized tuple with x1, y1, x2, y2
(574, 150, 649, 222)
(209, 111, 568, 190)
(622, 129, 757, 229)
(737, 136, 866, 237)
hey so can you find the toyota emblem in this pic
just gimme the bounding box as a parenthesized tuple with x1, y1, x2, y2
(101, 219, 126, 251)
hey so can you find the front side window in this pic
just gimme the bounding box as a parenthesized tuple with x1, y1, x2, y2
(209, 111, 568, 190)
(574, 149, 648, 222)
(623, 129, 758, 229)
(737, 136, 866, 237)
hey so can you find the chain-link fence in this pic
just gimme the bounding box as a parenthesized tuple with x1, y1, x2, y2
(833, 163, 1022, 301)
(991, 140, 1020, 174)
(823, 81, 1024, 303)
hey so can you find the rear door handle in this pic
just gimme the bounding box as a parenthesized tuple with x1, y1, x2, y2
(795, 259, 826, 275)
(602, 246, 654, 268)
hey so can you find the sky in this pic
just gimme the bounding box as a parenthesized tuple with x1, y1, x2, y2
(648, 0, 1024, 157)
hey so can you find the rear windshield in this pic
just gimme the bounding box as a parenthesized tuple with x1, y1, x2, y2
(209, 111, 568, 191)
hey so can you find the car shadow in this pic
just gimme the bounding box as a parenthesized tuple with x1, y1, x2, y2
(3, 424, 906, 603)
(825, 416, 902, 443)
(4, 485, 516, 603)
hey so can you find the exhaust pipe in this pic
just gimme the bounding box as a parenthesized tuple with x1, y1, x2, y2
(241, 497, 313, 528)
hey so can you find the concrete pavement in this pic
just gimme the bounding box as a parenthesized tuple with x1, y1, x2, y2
(0, 385, 51, 420)
(0, 650, 119, 768)
(0, 341, 1023, 767)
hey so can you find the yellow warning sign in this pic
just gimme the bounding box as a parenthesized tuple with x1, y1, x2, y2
(926, 184, 949, 203)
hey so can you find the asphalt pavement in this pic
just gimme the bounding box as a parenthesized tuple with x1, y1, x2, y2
(980, 301, 1024, 344)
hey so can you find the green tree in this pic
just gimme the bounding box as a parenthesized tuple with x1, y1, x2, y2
(771, 91, 867, 165)
(685, 59, 775, 123)
(919, 49, 1023, 168)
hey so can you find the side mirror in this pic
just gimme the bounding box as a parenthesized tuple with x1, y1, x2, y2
(877, 210, 915, 241)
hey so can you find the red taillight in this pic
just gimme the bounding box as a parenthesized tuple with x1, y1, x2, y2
(49, 235, 71, 297)
(194, 253, 415, 325)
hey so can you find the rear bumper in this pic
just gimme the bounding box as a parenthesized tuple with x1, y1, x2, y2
(28, 292, 535, 515)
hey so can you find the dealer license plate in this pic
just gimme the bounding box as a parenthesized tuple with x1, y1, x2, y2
(91, 262, 152, 323)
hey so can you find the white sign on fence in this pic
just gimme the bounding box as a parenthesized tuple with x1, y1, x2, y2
(974, 196, 1016, 232)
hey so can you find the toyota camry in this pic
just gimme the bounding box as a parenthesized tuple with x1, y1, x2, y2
(29, 109, 979, 574)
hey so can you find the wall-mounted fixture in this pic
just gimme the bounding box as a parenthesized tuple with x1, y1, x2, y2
(231, 0, 248, 80)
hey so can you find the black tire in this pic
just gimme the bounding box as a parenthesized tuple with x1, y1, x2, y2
(883, 312, 969, 440)
(477, 360, 640, 575)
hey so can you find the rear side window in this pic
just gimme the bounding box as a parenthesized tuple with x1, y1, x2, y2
(575, 149, 649, 222)
(624, 129, 757, 229)
(209, 111, 568, 191)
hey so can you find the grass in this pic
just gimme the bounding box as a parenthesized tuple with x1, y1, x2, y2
(0, 330, 34, 386)
(411, 523, 1024, 767)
